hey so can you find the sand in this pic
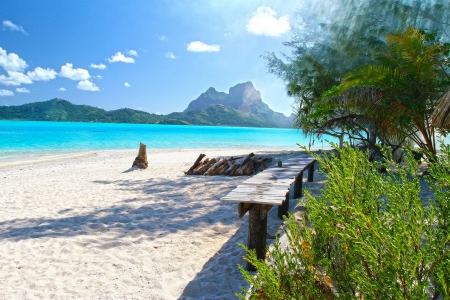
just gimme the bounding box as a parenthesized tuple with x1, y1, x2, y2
(0, 148, 307, 299)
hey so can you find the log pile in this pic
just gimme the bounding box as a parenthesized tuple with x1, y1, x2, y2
(185, 153, 273, 176)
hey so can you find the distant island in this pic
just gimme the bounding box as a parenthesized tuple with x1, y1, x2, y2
(0, 82, 294, 128)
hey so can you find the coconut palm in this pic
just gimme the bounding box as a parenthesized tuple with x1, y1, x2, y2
(328, 27, 449, 157)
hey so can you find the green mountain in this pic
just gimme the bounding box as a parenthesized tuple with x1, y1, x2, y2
(184, 82, 294, 127)
(0, 99, 165, 123)
(0, 82, 294, 128)
(0, 98, 278, 127)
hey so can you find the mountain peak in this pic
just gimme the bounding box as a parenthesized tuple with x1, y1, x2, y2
(183, 81, 293, 127)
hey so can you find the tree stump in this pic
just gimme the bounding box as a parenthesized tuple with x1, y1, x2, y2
(132, 142, 148, 169)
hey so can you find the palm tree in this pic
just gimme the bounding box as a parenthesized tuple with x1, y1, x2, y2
(328, 27, 449, 157)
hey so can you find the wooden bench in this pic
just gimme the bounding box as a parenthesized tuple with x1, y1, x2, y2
(221, 154, 316, 270)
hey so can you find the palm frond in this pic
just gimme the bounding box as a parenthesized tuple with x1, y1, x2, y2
(432, 90, 450, 129)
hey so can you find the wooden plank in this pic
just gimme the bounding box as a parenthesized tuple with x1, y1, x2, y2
(221, 154, 316, 205)
(238, 203, 253, 218)
(221, 198, 284, 205)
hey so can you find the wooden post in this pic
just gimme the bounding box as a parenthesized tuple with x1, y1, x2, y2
(294, 171, 303, 198)
(277, 191, 290, 219)
(307, 162, 315, 182)
(247, 204, 267, 271)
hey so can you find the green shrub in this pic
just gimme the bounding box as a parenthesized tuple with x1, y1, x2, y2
(238, 144, 450, 299)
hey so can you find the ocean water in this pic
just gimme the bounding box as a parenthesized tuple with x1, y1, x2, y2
(0, 120, 335, 161)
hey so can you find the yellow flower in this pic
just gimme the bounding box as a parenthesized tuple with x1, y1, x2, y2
(325, 275, 332, 287)
(343, 244, 349, 254)
(307, 265, 314, 272)
(302, 240, 310, 250)
(302, 253, 313, 260)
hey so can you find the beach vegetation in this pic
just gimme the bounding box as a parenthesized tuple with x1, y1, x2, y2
(266, 0, 450, 157)
(238, 143, 450, 299)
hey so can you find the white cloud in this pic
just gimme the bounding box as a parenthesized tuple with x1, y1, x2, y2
(127, 50, 138, 57)
(2, 20, 27, 35)
(96, 75, 102, 79)
(0, 47, 28, 72)
(16, 87, 30, 93)
(246, 6, 290, 37)
(90, 63, 106, 69)
(137, 107, 142, 110)
(156, 34, 167, 41)
(27, 67, 57, 81)
(77, 80, 99, 91)
(58, 87, 66, 91)
(0, 71, 33, 86)
(124, 82, 131, 87)
(60, 63, 90, 81)
(187, 41, 220, 52)
(108, 52, 135, 63)
(0, 89, 13, 96)
(165, 52, 177, 59)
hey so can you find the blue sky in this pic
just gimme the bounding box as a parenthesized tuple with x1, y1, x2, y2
(0, 1, 309, 116)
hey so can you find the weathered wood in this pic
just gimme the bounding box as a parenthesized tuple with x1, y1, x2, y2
(132, 142, 148, 169)
(221, 155, 316, 204)
(205, 157, 227, 175)
(193, 158, 216, 175)
(294, 170, 303, 198)
(236, 158, 254, 175)
(241, 152, 255, 166)
(308, 161, 315, 182)
(185, 153, 206, 174)
(192, 158, 209, 173)
(247, 204, 267, 271)
(216, 162, 230, 175)
(278, 191, 290, 219)
(238, 203, 253, 218)
(228, 163, 241, 176)
(260, 204, 273, 220)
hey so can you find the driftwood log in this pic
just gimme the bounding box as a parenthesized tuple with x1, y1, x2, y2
(185, 153, 272, 176)
(132, 142, 148, 169)
(184, 153, 206, 174)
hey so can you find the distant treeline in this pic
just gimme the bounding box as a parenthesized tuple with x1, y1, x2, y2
(0, 98, 288, 128)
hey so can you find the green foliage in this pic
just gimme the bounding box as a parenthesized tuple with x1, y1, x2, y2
(238, 144, 450, 299)
(268, 0, 450, 152)
(329, 28, 450, 156)
(0, 99, 288, 128)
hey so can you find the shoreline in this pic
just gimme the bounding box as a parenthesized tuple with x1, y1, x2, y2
(0, 147, 306, 299)
(0, 146, 325, 168)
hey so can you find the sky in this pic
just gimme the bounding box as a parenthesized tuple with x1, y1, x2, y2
(0, 0, 310, 116)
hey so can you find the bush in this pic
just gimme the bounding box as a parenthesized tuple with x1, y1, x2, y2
(238, 144, 450, 299)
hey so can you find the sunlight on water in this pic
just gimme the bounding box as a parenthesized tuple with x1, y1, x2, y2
(0, 121, 337, 161)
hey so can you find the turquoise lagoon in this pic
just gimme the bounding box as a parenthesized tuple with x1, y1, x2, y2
(0, 120, 335, 162)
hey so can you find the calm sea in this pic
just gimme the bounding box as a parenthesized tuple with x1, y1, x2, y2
(0, 120, 336, 161)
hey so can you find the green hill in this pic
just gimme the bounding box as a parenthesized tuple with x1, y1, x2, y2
(0, 98, 282, 127)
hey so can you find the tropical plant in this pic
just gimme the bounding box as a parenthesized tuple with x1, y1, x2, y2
(327, 28, 450, 157)
(267, 0, 450, 152)
(237, 143, 450, 299)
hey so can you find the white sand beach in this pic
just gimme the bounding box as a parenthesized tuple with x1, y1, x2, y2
(0, 148, 312, 299)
